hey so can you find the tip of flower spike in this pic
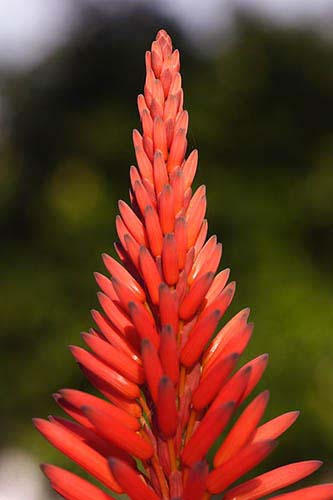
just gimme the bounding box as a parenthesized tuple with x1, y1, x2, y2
(40, 463, 51, 476)
(32, 417, 42, 428)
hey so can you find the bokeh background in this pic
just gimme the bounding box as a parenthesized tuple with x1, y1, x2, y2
(1, 0, 333, 498)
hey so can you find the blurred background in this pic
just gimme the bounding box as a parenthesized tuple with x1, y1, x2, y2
(1, 0, 333, 498)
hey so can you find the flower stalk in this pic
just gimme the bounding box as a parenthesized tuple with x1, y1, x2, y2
(35, 29, 333, 500)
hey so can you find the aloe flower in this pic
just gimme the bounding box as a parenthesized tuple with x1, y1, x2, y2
(35, 30, 332, 500)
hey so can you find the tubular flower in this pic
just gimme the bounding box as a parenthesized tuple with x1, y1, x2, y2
(36, 30, 333, 500)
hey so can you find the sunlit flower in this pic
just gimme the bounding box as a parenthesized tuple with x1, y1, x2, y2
(35, 30, 333, 500)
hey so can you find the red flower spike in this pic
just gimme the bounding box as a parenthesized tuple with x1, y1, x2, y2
(213, 390, 270, 467)
(157, 375, 178, 438)
(41, 464, 117, 500)
(109, 458, 160, 500)
(183, 461, 209, 500)
(224, 460, 323, 500)
(36, 30, 330, 500)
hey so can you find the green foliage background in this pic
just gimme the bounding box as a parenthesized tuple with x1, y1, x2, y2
(1, 3, 333, 496)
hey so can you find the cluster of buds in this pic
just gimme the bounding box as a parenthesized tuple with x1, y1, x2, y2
(34, 30, 333, 500)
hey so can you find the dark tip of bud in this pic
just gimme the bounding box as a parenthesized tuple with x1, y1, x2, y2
(260, 390, 270, 402)
(141, 338, 152, 349)
(159, 282, 168, 292)
(243, 366, 252, 376)
(128, 301, 136, 312)
(144, 205, 153, 214)
(162, 324, 173, 335)
(192, 460, 208, 473)
(176, 215, 186, 224)
(108, 457, 118, 469)
(213, 309, 222, 319)
(159, 375, 171, 388)
(219, 401, 235, 412)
